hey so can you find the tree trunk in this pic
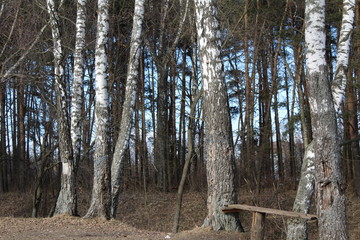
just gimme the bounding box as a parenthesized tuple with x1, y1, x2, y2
(257, 49, 272, 193)
(286, 142, 315, 240)
(331, 0, 356, 112)
(173, 89, 202, 233)
(139, 51, 149, 190)
(351, 0, 360, 196)
(189, 29, 199, 189)
(243, 0, 255, 185)
(152, 0, 170, 192)
(46, 0, 77, 216)
(0, 83, 6, 192)
(169, 58, 177, 189)
(17, 76, 25, 191)
(178, 48, 187, 181)
(85, 0, 111, 219)
(284, 57, 296, 183)
(195, 0, 243, 232)
(304, 0, 349, 239)
(110, 0, 145, 218)
(287, 0, 355, 238)
(71, 0, 87, 171)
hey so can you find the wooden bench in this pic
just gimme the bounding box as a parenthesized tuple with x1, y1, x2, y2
(222, 204, 317, 240)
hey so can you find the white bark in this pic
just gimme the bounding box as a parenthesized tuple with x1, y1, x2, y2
(85, 0, 111, 219)
(304, 0, 349, 239)
(110, 0, 145, 218)
(305, 0, 327, 75)
(0, 2, 4, 19)
(287, 0, 355, 239)
(286, 143, 315, 240)
(195, 0, 242, 232)
(47, 0, 77, 216)
(332, 0, 355, 112)
(71, 0, 87, 168)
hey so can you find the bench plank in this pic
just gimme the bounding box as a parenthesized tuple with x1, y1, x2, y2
(223, 204, 317, 220)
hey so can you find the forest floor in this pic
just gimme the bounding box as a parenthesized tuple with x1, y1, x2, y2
(0, 186, 359, 240)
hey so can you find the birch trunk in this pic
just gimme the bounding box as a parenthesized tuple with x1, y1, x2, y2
(47, 0, 77, 216)
(71, 0, 87, 171)
(195, 0, 243, 232)
(304, 0, 349, 239)
(110, 0, 145, 218)
(332, 0, 356, 112)
(287, 0, 354, 239)
(286, 142, 315, 240)
(85, 0, 111, 219)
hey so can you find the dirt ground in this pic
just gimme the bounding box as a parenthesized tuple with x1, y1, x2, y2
(0, 187, 359, 240)
(0, 216, 246, 240)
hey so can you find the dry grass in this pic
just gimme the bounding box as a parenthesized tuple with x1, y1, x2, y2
(0, 186, 358, 239)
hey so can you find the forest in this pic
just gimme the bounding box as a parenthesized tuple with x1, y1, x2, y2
(0, 0, 359, 239)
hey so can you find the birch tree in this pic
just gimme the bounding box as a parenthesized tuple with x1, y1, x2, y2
(194, 0, 243, 232)
(110, 0, 145, 218)
(46, 0, 77, 216)
(286, 142, 315, 240)
(331, 0, 355, 111)
(71, 0, 87, 173)
(287, 0, 355, 239)
(300, 0, 350, 239)
(85, 0, 111, 219)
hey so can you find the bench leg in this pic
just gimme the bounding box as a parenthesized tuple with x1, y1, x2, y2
(251, 212, 266, 240)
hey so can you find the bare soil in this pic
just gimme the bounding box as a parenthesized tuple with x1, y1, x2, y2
(0, 187, 359, 240)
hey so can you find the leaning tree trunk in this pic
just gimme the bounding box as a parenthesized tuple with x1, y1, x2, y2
(173, 89, 202, 233)
(84, 0, 111, 219)
(195, 0, 243, 232)
(47, 0, 77, 216)
(110, 0, 145, 219)
(287, 0, 354, 239)
(304, 0, 349, 239)
(331, 0, 356, 112)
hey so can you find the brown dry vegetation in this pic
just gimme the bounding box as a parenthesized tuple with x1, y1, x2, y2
(0, 187, 359, 240)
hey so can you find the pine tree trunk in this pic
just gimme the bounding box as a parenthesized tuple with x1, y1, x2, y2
(284, 63, 296, 183)
(351, 0, 360, 196)
(243, 0, 254, 185)
(17, 76, 25, 191)
(139, 52, 149, 189)
(153, 0, 170, 192)
(195, 0, 243, 232)
(0, 84, 6, 192)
